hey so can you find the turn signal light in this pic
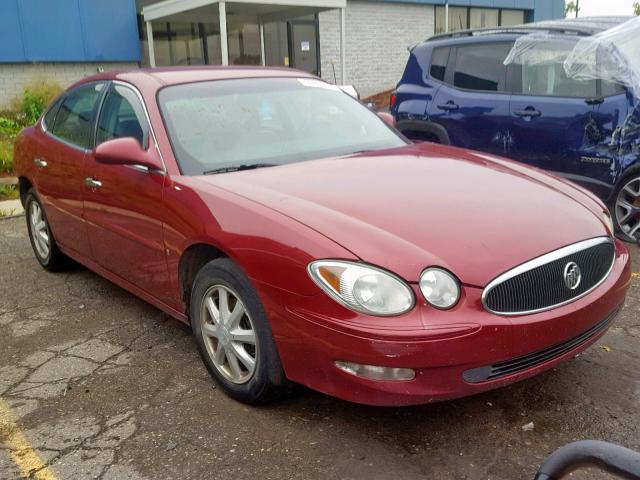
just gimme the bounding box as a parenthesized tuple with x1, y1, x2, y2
(335, 361, 415, 381)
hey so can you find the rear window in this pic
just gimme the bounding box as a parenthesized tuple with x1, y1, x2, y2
(453, 43, 512, 92)
(51, 83, 105, 149)
(430, 47, 450, 81)
(43, 96, 63, 131)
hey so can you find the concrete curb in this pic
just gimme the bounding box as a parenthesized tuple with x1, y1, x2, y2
(0, 199, 24, 218)
(0, 176, 18, 186)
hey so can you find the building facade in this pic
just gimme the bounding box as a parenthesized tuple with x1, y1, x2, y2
(0, 0, 564, 108)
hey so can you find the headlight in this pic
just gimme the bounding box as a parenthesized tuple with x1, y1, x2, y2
(308, 260, 414, 316)
(419, 267, 460, 309)
(602, 210, 614, 236)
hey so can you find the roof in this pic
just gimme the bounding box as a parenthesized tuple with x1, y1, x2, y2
(427, 16, 634, 42)
(69, 65, 315, 91)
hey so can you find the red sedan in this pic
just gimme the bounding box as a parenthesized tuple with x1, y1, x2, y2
(14, 68, 631, 406)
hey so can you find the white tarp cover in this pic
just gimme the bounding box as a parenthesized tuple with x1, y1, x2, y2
(504, 17, 640, 97)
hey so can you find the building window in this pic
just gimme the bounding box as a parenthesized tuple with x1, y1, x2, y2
(500, 9, 526, 26)
(137, 13, 319, 74)
(469, 8, 499, 29)
(435, 7, 468, 34)
(435, 7, 527, 34)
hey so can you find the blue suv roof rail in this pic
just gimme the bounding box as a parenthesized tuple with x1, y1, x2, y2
(425, 16, 633, 43)
(427, 26, 592, 43)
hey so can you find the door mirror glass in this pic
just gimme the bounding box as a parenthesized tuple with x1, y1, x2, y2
(93, 137, 162, 171)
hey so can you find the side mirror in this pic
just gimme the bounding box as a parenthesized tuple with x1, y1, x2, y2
(377, 112, 396, 128)
(93, 137, 163, 171)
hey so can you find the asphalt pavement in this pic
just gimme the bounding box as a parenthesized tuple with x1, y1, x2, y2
(1, 215, 638, 480)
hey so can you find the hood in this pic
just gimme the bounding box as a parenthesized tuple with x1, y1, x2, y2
(196, 144, 608, 286)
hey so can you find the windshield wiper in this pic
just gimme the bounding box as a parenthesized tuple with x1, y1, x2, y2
(203, 163, 276, 175)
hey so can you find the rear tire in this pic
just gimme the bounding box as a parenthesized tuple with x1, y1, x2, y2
(25, 189, 71, 271)
(190, 258, 291, 404)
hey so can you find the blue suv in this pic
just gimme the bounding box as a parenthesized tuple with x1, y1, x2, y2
(392, 17, 640, 242)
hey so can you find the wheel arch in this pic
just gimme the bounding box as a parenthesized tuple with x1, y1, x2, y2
(18, 176, 33, 206)
(179, 243, 228, 315)
(395, 120, 451, 145)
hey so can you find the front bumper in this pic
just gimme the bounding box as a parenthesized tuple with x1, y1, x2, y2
(256, 240, 631, 407)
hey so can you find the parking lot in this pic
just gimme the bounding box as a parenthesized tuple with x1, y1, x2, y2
(0, 215, 638, 480)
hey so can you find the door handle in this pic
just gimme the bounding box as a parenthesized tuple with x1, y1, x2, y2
(33, 158, 47, 168)
(84, 177, 102, 189)
(514, 109, 541, 118)
(585, 96, 604, 106)
(437, 102, 459, 112)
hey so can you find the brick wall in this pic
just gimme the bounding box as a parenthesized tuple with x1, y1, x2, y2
(319, 1, 434, 98)
(0, 63, 138, 109)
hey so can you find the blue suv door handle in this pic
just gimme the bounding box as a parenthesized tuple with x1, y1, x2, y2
(437, 102, 459, 112)
(514, 108, 542, 118)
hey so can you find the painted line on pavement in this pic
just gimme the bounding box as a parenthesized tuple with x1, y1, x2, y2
(0, 398, 57, 480)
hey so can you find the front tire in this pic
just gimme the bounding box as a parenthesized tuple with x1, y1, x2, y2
(612, 170, 640, 243)
(190, 258, 290, 404)
(25, 189, 70, 271)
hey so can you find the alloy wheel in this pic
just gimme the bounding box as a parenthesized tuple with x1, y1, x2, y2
(199, 285, 258, 384)
(615, 176, 640, 241)
(29, 201, 50, 260)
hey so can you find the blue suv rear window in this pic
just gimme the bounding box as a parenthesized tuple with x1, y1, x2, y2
(430, 47, 451, 81)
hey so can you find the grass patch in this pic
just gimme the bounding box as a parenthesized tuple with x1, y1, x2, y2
(0, 208, 17, 218)
(0, 79, 62, 176)
(0, 138, 14, 174)
(0, 184, 18, 201)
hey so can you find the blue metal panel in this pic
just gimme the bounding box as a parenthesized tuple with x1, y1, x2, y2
(514, 0, 535, 8)
(0, 0, 140, 63)
(20, 0, 86, 61)
(79, 0, 140, 62)
(0, 0, 26, 62)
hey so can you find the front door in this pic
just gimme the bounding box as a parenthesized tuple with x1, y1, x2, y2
(428, 42, 514, 155)
(37, 82, 106, 258)
(507, 61, 630, 195)
(290, 20, 319, 75)
(83, 82, 171, 299)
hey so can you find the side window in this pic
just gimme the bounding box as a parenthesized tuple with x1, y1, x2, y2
(430, 47, 451, 82)
(521, 62, 597, 98)
(52, 83, 105, 149)
(43, 96, 64, 131)
(601, 80, 625, 97)
(453, 43, 512, 92)
(96, 84, 147, 147)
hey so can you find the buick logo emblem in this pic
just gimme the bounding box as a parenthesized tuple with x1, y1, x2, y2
(563, 262, 582, 290)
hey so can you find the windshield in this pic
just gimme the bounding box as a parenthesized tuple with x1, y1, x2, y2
(158, 77, 406, 175)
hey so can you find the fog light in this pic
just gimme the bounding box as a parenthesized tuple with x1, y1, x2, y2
(335, 361, 415, 381)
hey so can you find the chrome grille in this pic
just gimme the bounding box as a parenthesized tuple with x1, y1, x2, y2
(482, 237, 615, 315)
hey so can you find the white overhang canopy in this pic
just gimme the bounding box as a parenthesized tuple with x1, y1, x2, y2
(141, 0, 347, 82)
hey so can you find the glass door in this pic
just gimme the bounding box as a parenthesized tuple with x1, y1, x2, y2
(289, 20, 319, 75)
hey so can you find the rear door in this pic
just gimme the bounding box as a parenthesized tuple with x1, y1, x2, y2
(507, 61, 628, 194)
(428, 41, 514, 155)
(83, 82, 171, 299)
(38, 82, 106, 258)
